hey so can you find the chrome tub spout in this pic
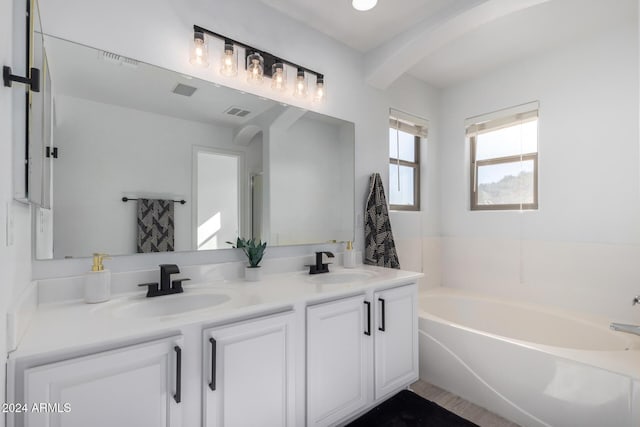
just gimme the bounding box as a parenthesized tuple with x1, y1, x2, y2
(610, 322, 640, 337)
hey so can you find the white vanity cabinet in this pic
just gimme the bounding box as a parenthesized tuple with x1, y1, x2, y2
(306, 283, 418, 427)
(306, 294, 371, 426)
(202, 311, 296, 427)
(373, 284, 419, 399)
(21, 335, 183, 427)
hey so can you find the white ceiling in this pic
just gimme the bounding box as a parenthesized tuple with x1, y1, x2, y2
(258, 0, 470, 52)
(259, 0, 637, 88)
(409, 0, 637, 87)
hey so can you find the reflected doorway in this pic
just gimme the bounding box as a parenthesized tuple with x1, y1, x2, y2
(195, 148, 241, 250)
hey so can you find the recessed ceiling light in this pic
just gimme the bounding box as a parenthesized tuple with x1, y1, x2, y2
(352, 0, 377, 11)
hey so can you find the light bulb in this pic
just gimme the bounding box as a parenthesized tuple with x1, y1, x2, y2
(293, 69, 308, 98)
(190, 32, 209, 67)
(352, 0, 377, 11)
(246, 52, 264, 84)
(271, 62, 287, 91)
(219, 42, 238, 77)
(313, 76, 325, 103)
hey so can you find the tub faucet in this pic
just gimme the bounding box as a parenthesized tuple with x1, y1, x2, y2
(138, 264, 190, 297)
(307, 251, 334, 274)
(610, 322, 640, 337)
(633, 295, 639, 306)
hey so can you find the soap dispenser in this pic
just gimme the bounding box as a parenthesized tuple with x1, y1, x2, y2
(343, 241, 356, 268)
(84, 253, 111, 303)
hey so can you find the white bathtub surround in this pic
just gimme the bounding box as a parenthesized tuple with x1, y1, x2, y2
(418, 288, 640, 427)
(442, 237, 640, 324)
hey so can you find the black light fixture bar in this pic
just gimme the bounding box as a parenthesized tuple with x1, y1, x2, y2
(193, 25, 323, 80)
(3, 65, 40, 92)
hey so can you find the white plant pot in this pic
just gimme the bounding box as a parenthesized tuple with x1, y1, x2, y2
(245, 266, 262, 282)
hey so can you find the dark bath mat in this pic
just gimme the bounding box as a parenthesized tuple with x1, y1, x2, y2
(345, 390, 479, 427)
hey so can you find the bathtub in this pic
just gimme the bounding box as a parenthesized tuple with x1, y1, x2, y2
(418, 288, 640, 427)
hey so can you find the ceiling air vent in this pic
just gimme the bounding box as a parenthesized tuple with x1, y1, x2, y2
(120, 57, 139, 68)
(224, 106, 251, 117)
(172, 83, 197, 97)
(99, 51, 139, 68)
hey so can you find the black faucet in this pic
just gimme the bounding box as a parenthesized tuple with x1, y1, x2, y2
(308, 251, 334, 274)
(138, 264, 190, 297)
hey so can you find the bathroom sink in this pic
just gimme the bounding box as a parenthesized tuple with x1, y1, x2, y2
(112, 292, 231, 318)
(307, 270, 376, 285)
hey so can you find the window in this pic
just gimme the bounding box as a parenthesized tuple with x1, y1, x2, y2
(389, 110, 427, 211)
(468, 103, 539, 211)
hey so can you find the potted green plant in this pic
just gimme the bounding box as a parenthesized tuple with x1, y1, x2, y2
(227, 237, 267, 281)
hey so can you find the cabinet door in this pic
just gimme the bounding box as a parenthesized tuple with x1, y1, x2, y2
(307, 295, 371, 427)
(24, 336, 183, 427)
(203, 311, 295, 427)
(374, 284, 418, 399)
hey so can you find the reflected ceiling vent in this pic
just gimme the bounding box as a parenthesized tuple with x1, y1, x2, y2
(172, 83, 197, 97)
(224, 106, 251, 117)
(99, 51, 139, 68)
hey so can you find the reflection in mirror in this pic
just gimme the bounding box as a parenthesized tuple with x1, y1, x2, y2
(29, 0, 54, 209)
(34, 35, 354, 259)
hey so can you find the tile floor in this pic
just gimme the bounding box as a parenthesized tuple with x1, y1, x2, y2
(410, 380, 520, 427)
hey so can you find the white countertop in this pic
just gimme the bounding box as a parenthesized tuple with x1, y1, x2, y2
(11, 266, 422, 360)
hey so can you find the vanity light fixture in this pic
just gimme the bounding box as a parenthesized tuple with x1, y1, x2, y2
(191, 25, 325, 101)
(220, 41, 238, 76)
(190, 31, 209, 67)
(293, 68, 308, 98)
(352, 0, 378, 11)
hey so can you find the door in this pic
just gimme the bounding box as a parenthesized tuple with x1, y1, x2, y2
(306, 295, 371, 427)
(374, 283, 418, 399)
(203, 311, 296, 427)
(24, 335, 183, 427)
(195, 148, 243, 250)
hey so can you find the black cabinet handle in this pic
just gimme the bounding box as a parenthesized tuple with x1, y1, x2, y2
(364, 301, 371, 336)
(174, 346, 182, 403)
(378, 298, 386, 332)
(209, 338, 217, 391)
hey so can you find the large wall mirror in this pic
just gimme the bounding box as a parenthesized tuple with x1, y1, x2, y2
(31, 33, 355, 260)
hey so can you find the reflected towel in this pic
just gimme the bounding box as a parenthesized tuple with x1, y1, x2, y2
(364, 173, 400, 269)
(137, 199, 175, 253)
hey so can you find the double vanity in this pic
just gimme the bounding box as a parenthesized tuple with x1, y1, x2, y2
(7, 261, 422, 427)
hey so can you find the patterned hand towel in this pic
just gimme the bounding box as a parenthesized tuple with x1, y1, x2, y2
(137, 198, 175, 253)
(364, 173, 400, 269)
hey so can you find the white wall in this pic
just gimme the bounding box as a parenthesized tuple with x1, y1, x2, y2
(439, 19, 640, 323)
(52, 95, 254, 257)
(1, 0, 33, 422)
(32, 0, 441, 278)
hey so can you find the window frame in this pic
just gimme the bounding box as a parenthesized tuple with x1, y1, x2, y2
(469, 113, 539, 211)
(389, 132, 420, 211)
